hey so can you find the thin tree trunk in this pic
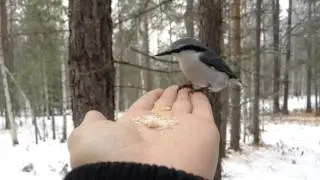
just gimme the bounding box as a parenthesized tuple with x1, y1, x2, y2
(199, 0, 223, 179)
(69, 0, 115, 127)
(253, 0, 262, 145)
(42, 56, 49, 140)
(272, 0, 280, 113)
(3, 65, 38, 143)
(230, 0, 241, 151)
(0, 49, 18, 145)
(60, 54, 68, 142)
(282, 0, 292, 114)
(116, 1, 125, 112)
(49, 105, 56, 140)
(0, 0, 18, 145)
(220, 88, 228, 157)
(185, 0, 194, 37)
(1, 0, 12, 130)
(306, 1, 312, 113)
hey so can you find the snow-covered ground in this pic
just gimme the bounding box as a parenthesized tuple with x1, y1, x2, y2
(0, 95, 319, 180)
(223, 122, 320, 180)
(0, 117, 319, 180)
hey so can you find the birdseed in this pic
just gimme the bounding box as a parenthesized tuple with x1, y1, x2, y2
(133, 105, 178, 130)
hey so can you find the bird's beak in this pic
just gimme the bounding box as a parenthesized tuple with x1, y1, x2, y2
(154, 49, 175, 57)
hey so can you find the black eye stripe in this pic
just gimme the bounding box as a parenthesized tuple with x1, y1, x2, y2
(176, 45, 207, 53)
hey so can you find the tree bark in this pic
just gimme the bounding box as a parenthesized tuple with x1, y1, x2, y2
(199, 0, 223, 179)
(184, 0, 194, 37)
(272, 0, 280, 113)
(230, 0, 241, 151)
(282, 0, 293, 115)
(253, 0, 262, 145)
(69, 0, 115, 127)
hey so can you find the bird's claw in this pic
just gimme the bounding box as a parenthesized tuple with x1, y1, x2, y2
(188, 87, 209, 96)
(178, 83, 193, 91)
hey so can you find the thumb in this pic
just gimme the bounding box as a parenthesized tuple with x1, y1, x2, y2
(82, 110, 108, 124)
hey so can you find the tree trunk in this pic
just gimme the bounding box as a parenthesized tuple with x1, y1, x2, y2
(282, 0, 292, 115)
(306, 1, 312, 113)
(199, 0, 223, 179)
(184, 0, 194, 37)
(49, 105, 56, 140)
(1, 0, 13, 130)
(220, 88, 228, 157)
(42, 53, 49, 140)
(0, 47, 18, 145)
(253, 0, 262, 145)
(230, 0, 241, 151)
(60, 54, 68, 142)
(69, 0, 115, 127)
(142, 1, 151, 91)
(3, 65, 38, 144)
(272, 0, 280, 113)
(0, 0, 18, 145)
(116, 0, 125, 112)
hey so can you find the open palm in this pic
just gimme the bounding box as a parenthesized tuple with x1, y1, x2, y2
(67, 85, 220, 180)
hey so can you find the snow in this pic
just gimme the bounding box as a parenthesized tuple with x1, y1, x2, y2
(223, 123, 320, 180)
(0, 96, 320, 180)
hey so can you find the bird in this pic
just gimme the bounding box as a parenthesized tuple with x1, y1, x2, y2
(154, 37, 242, 93)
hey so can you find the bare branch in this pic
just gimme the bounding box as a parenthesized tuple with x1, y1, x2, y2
(113, 60, 180, 73)
(130, 46, 178, 64)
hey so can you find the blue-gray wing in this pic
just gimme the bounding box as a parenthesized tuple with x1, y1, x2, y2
(199, 51, 238, 79)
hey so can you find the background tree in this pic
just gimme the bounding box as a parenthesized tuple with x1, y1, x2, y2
(272, 0, 280, 113)
(283, 0, 293, 114)
(230, 0, 241, 151)
(253, 0, 262, 145)
(69, 0, 115, 127)
(199, 0, 223, 179)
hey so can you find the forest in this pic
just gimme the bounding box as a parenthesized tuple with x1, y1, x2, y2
(0, 0, 319, 180)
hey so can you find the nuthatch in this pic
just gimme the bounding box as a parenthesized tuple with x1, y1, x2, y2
(154, 37, 242, 93)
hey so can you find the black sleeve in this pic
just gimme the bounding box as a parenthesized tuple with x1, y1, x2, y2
(63, 162, 206, 180)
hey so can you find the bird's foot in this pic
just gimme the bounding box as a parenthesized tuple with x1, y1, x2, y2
(178, 83, 193, 91)
(188, 87, 209, 96)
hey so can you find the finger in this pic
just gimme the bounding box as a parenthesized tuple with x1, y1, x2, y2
(154, 85, 179, 111)
(128, 88, 164, 111)
(191, 92, 213, 120)
(172, 88, 192, 114)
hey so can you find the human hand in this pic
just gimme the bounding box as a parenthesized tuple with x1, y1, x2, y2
(67, 85, 220, 179)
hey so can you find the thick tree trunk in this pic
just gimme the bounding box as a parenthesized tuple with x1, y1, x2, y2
(282, 0, 293, 114)
(253, 0, 262, 145)
(184, 0, 194, 37)
(306, 1, 312, 113)
(230, 0, 241, 151)
(69, 0, 115, 127)
(199, 0, 223, 179)
(272, 0, 280, 113)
